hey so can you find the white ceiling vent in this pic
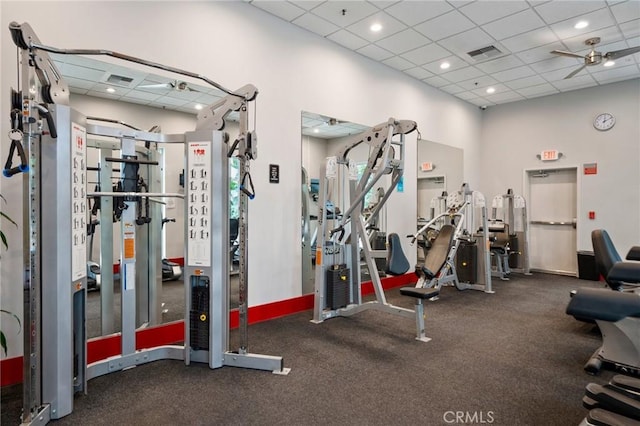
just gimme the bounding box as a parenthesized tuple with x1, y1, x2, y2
(106, 74, 134, 87)
(467, 45, 504, 62)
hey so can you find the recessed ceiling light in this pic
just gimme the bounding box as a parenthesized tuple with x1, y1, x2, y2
(194, 104, 203, 110)
(370, 23, 382, 32)
(313, 128, 320, 133)
(486, 87, 496, 94)
(574, 21, 589, 29)
(106, 87, 115, 93)
(440, 61, 450, 70)
(604, 60, 615, 67)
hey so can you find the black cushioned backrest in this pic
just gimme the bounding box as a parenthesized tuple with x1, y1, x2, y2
(592, 229, 622, 290)
(423, 225, 455, 278)
(386, 233, 410, 276)
(229, 218, 239, 243)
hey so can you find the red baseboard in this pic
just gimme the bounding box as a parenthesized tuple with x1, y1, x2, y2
(1, 272, 414, 387)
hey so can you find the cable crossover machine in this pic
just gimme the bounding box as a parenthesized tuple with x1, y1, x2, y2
(5, 22, 288, 426)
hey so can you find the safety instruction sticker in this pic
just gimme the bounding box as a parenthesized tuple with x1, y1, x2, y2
(187, 142, 212, 267)
(71, 123, 87, 281)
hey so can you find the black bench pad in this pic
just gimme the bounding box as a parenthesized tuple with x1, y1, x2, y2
(627, 246, 640, 261)
(611, 375, 640, 394)
(566, 288, 640, 322)
(400, 287, 440, 299)
(608, 262, 640, 283)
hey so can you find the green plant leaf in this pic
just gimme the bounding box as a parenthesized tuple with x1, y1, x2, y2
(0, 309, 22, 332)
(0, 211, 18, 227)
(0, 231, 7, 251)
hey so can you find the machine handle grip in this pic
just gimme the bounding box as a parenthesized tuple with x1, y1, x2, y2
(329, 226, 345, 241)
(3, 165, 27, 177)
(38, 104, 57, 139)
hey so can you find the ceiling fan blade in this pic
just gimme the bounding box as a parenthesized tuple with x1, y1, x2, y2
(564, 65, 587, 79)
(551, 49, 585, 59)
(605, 46, 640, 60)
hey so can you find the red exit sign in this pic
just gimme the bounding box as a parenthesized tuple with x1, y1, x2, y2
(541, 150, 559, 161)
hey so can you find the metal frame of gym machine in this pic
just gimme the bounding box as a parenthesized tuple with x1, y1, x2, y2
(490, 189, 531, 276)
(311, 118, 433, 341)
(7, 22, 287, 426)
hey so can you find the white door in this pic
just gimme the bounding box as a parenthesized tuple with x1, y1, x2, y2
(417, 177, 445, 220)
(527, 168, 577, 275)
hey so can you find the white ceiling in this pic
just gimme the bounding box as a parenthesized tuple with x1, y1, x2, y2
(250, 0, 640, 107)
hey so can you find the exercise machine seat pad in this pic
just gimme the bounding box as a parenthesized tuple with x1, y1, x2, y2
(400, 287, 440, 300)
(627, 246, 640, 261)
(566, 288, 640, 322)
(422, 224, 455, 279)
(586, 408, 639, 426)
(386, 233, 410, 276)
(608, 262, 640, 284)
(592, 229, 624, 291)
(611, 375, 640, 394)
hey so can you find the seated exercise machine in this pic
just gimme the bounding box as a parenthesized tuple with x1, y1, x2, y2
(578, 374, 640, 425)
(5, 22, 288, 425)
(312, 118, 439, 342)
(404, 183, 494, 300)
(566, 230, 640, 376)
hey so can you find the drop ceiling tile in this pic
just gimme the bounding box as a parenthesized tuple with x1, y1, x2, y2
(500, 27, 560, 53)
(534, 1, 606, 24)
(400, 43, 451, 65)
(590, 63, 640, 82)
(423, 75, 450, 87)
(459, 75, 498, 91)
(62, 63, 106, 82)
(64, 77, 98, 91)
(251, 1, 306, 21)
(345, 11, 407, 42)
(610, 1, 640, 23)
(482, 9, 545, 41)
(122, 90, 164, 101)
(505, 75, 547, 90)
(550, 8, 616, 40)
(421, 55, 468, 74)
(403, 66, 434, 80)
(439, 65, 485, 83)
(620, 19, 640, 40)
(310, 1, 378, 27)
(551, 73, 596, 90)
(437, 28, 496, 54)
(376, 28, 431, 54)
(357, 44, 395, 61)
(327, 29, 370, 50)
(86, 90, 121, 101)
(561, 26, 624, 52)
(492, 65, 536, 82)
(515, 82, 559, 97)
(289, 1, 325, 11)
(530, 57, 581, 74)
(458, 1, 529, 26)
(69, 87, 89, 95)
(516, 42, 567, 64)
(476, 55, 524, 73)
(455, 91, 478, 100)
(120, 96, 153, 106)
(470, 82, 508, 96)
(384, 1, 453, 26)
(370, 1, 401, 9)
(439, 83, 466, 94)
(540, 65, 588, 81)
(292, 12, 340, 36)
(382, 55, 415, 71)
(485, 90, 526, 103)
(414, 10, 476, 41)
(193, 94, 223, 105)
(467, 96, 495, 107)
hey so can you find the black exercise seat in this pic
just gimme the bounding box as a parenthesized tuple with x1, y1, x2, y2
(627, 246, 640, 261)
(592, 230, 625, 290)
(418, 224, 455, 280)
(385, 233, 410, 276)
(399, 287, 440, 300)
(566, 288, 640, 322)
(608, 262, 640, 283)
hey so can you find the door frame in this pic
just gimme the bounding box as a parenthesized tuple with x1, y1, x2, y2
(523, 165, 581, 276)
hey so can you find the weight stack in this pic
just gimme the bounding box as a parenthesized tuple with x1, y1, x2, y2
(326, 264, 350, 310)
(508, 235, 519, 268)
(371, 231, 387, 272)
(456, 241, 477, 284)
(190, 277, 210, 351)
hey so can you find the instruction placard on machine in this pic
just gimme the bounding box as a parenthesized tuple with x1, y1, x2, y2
(187, 142, 212, 267)
(71, 122, 87, 281)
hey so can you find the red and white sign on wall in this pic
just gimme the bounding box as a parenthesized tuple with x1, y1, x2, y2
(584, 162, 597, 175)
(421, 162, 434, 171)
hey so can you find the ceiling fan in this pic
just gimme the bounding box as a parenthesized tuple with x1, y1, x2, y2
(137, 79, 200, 92)
(551, 37, 640, 79)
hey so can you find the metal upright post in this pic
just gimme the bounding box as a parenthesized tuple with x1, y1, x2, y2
(99, 148, 114, 335)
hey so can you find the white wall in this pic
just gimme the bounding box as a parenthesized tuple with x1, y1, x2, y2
(479, 79, 640, 253)
(1, 1, 482, 357)
(301, 135, 327, 182)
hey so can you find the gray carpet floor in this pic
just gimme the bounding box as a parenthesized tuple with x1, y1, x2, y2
(1, 273, 621, 425)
